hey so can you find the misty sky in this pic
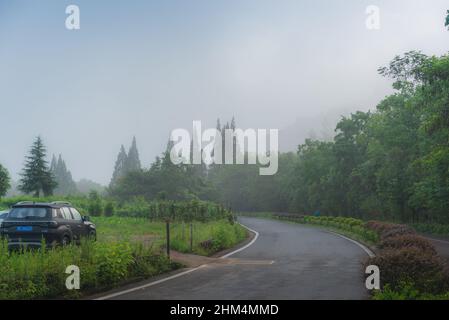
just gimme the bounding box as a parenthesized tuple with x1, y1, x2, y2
(1, 0, 448, 185)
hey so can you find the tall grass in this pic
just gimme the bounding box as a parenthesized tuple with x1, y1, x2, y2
(0, 216, 247, 299)
(0, 239, 173, 299)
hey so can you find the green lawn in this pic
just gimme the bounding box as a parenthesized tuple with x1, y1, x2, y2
(93, 216, 247, 256)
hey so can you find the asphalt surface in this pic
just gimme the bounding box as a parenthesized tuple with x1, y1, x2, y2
(103, 217, 370, 300)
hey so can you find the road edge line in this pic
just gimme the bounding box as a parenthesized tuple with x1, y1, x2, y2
(94, 265, 207, 300)
(94, 222, 259, 300)
(326, 231, 376, 258)
(220, 222, 259, 259)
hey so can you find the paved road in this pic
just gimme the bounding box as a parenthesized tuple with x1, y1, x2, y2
(102, 217, 370, 300)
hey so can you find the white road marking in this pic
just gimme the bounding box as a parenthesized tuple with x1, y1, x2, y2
(94, 265, 207, 300)
(220, 222, 259, 259)
(93, 221, 259, 300)
(327, 231, 376, 258)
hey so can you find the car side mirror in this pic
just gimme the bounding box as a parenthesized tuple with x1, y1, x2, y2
(83, 216, 90, 222)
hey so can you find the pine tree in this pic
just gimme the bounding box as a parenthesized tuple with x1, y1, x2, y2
(125, 136, 141, 172)
(0, 163, 10, 199)
(110, 145, 128, 188)
(18, 136, 57, 197)
(51, 154, 78, 195)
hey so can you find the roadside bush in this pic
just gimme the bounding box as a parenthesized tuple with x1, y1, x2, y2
(379, 234, 437, 255)
(366, 247, 449, 294)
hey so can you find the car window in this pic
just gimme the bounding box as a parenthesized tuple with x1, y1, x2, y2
(53, 208, 64, 219)
(70, 208, 82, 221)
(8, 207, 50, 219)
(61, 207, 73, 220)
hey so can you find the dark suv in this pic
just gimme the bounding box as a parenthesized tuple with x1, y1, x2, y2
(0, 201, 96, 249)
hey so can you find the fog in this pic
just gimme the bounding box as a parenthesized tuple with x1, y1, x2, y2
(0, 0, 448, 185)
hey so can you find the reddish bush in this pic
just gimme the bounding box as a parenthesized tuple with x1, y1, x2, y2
(379, 234, 437, 256)
(366, 247, 449, 294)
(381, 225, 415, 240)
(365, 221, 396, 233)
(365, 221, 415, 240)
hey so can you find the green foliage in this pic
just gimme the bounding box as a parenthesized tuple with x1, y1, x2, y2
(0, 213, 245, 299)
(109, 137, 142, 189)
(0, 163, 11, 199)
(411, 223, 449, 236)
(115, 197, 233, 223)
(446, 10, 449, 29)
(274, 214, 379, 244)
(373, 283, 449, 300)
(50, 154, 78, 195)
(88, 190, 103, 216)
(18, 136, 57, 197)
(104, 201, 115, 217)
(0, 238, 174, 300)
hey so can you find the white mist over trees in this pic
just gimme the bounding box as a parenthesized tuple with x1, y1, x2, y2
(50, 154, 78, 195)
(110, 137, 142, 189)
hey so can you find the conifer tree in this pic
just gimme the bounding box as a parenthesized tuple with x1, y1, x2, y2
(110, 145, 128, 188)
(18, 136, 57, 197)
(51, 154, 78, 195)
(0, 163, 10, 199)
(125, 136, 141, 172)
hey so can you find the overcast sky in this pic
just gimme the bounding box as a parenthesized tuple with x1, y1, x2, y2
(1, 0, 448, 185)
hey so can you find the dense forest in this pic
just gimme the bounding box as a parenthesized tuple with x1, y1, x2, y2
(110, 51, 449, 224)
(1, 51, 448, 225)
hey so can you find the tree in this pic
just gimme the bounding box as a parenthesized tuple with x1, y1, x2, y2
(445, 10, 449, 29)
(50, 154, 78, 195)
(0, 164, 11, 199)
(125, 136, 141, 172)
(18, 136, 57, 197)
(110, 145, 128, 188)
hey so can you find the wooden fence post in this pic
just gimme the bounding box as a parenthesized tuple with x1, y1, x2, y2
(166, 220, 170, 259)
(190, 222, 193, 252)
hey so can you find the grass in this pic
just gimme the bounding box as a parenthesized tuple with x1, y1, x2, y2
(93, 216, 248, 256)
(0, 217, 248, 299)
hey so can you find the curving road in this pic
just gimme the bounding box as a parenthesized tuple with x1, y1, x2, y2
(98, 217, 370, 300)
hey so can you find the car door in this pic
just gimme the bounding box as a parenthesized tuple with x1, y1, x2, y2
(69, 208, 87, 238)
(61, 207, 80, 240)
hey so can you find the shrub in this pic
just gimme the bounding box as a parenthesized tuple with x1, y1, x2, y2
(379, 234, 437, 255)
(88, 191, 103, 216)
(104, 202, 115, 217)
(365, 247, 449, 294)
(381, 225, 415, 240)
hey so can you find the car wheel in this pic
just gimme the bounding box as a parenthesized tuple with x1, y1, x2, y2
(61, 235, 71, 246)
(89, 230, 97, 241)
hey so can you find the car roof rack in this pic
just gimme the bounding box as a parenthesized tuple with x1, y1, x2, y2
(51, 201, 72, 206)
(15, 201, 35, 205)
